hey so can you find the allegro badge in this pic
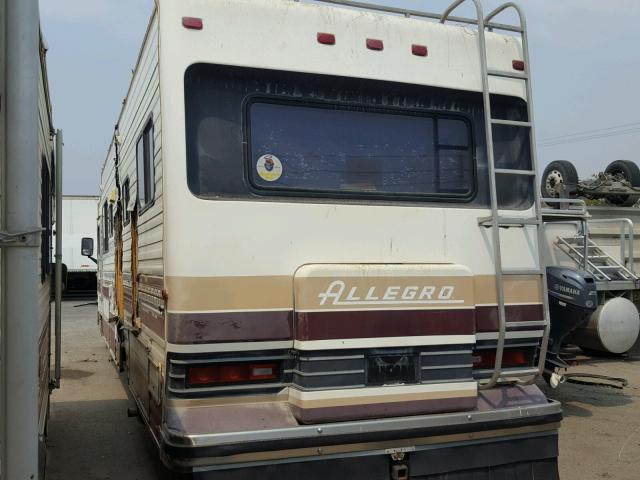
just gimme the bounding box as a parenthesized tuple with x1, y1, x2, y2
(317, 280, 463, 306)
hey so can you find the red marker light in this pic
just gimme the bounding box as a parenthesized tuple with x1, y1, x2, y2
(317, 32, 336, 45)
(182, 17, 203, 30)
(512, 60, 525, 71)
(366, 38, 384, 51)
(411, 44, 428, 57)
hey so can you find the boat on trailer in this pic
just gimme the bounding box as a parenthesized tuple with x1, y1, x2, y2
(89, 0, 562, 477)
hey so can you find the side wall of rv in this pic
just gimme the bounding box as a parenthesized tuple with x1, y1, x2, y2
(0, 1, 55, 474)
(97, 8, 165, 432)
(37, 39, 55, 445)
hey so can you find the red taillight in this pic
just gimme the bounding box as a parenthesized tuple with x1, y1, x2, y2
(187, 362, 278, 386)
(512, 60, 525, 71)
(366, 38, 384, 51)
(473, 349, 529, 369)
(182, 17, 203, 30)
(411, 44, 428, 57)
(188, 365, 218, 385)
(317, 32, 336, 45)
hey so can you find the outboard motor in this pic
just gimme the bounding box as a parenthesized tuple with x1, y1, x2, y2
(544, 267, 597, 384)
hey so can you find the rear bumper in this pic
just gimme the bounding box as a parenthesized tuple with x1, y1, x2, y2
(160, 385, 561, 476)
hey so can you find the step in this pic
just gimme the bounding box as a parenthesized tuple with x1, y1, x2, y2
(494, 168, 536, 176)
(490, 119, 532, 128)
(487, 69, 529, 80)
(478, 216, 540, 226)
(501, 269, 544, 276)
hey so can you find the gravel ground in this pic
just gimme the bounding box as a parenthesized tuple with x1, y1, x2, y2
(540, 343, 640, 480)
(46, 301, 640, 479)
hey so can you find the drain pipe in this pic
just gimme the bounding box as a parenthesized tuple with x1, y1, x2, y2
(52, 129, 63, 389)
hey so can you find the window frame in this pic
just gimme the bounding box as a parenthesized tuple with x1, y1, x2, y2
(102, 200, 109, 252)
(136, 118, 155, 214)
(243, 96, 477, 203)
(122, 177, 131, 226)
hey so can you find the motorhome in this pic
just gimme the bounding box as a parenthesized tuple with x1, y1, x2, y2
(91, 0, 561, 477)
(0, 0, 62, 477)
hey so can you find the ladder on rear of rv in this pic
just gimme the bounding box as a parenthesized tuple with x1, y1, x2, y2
(441, 1, 550, 389)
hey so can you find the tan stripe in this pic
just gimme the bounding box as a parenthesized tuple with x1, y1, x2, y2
(288, 389, 476, 409)
(165, 275, 293, 311)
(166, 274, 543, 312)
(193, 422, 560, 466)
(475, 275, 543, 305)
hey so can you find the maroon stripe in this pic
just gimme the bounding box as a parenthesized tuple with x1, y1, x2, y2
(295, 309, 474, 341)
(167, 311, 293, 344)
(291, 396, 476, 424)
(476, 304, 543, 333)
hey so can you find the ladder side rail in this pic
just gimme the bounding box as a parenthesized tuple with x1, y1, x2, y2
(440, 0, 508, 390)
(490, 2, 552, 383)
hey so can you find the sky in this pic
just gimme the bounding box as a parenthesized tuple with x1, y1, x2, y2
(40, 0, 640, 195)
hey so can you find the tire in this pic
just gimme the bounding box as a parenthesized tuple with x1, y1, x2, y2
(604, 160, 640, 207)
(541, 160, 579, 207)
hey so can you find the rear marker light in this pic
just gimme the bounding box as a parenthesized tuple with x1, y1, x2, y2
(182, 17, 203, 30)
(366, 38, 384, 51)
(512, 60, 525, 71)
(411, 44, 428, 57)
(473, 349, 529, 369)
(187, 362, 279, 386)
(317, 32, 336, 45)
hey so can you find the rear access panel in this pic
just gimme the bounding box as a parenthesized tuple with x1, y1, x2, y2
(291, 264, 477, 423)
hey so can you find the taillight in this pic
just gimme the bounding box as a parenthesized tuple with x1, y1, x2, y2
(472, 349, 529, 369)
(512, 60, 525, 71)
(187, 362, 279, 386)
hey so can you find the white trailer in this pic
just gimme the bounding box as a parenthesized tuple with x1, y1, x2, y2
(91, 1, 561, 478)
(57, 195, 98, 294)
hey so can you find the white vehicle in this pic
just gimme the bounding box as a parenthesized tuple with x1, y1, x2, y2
(91, 1, 561, 478)
(0, 0, 62, 478)
(57, 195, 98, 293)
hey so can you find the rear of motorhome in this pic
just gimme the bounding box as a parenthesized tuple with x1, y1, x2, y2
(0, 0, 61, 478)
(94, 1, 561, 477)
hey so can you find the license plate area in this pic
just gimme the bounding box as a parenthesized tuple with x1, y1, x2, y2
(366, 349, 418, 386)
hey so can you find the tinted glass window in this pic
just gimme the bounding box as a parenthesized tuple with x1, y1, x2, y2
(184, 63, 534, 210)
(248, 102, 472, 197)
(136, 120, 155, 211)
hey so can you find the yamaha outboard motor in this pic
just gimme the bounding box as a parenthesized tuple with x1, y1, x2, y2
(546, 267, 597, 356)
(544, 267, 597, 385)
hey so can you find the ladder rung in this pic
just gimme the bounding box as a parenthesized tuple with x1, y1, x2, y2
(478, 216, 540, 226)
(597, 266, 624, 270)
(487, 69, 529, 80)
(502, 269, 544, 276)
(491, 119, 532, 127)
(495, 168, 536, 176)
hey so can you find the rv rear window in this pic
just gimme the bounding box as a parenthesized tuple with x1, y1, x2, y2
(247, 102, 473, 198)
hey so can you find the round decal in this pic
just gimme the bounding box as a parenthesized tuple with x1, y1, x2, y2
(256, 154, 283, 182)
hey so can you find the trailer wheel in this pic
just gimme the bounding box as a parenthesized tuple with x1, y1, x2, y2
(604, 160, 640, 206)
(541, 160, 579, 206)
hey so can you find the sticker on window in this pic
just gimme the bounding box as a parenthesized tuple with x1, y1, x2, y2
(256, 154, 283, 182)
